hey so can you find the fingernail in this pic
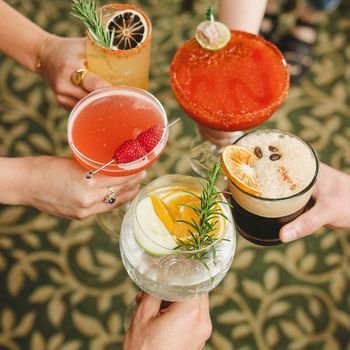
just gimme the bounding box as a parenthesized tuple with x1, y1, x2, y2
(281, 227, 298, 242)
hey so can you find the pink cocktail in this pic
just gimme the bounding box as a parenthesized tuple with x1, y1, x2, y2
(68, 87, 168, 177)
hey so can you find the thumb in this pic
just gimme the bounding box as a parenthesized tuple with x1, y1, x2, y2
(136, 293, 162, 320)
(82, 72, 112, 92)
(279, 202, 328, 243)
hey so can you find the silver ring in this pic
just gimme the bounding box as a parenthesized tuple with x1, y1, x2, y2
(104, 187, 116, 205)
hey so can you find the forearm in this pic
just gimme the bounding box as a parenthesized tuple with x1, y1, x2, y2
(0, 0, 49, 72)
(0, 156, 31, 205)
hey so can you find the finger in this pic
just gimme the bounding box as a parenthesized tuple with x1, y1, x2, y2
(86, 185, 140, 215)
(279, 202, 330, 242)
(136, 293, 162, 320)
(199, 294, 210, 318)
(92, 171, 146, 188)
(82, 72, 112, 92)
(56, 95, 79, 110)
(95, 174, 144, 200)
(67, 85, 88, 101)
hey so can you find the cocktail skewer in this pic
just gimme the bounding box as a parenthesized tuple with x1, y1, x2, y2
(85, 118, 181, 179)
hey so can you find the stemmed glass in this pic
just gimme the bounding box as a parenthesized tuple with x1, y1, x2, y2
(67, 86, 169, 239)
(119, 174, 236, 327)
(170, 29, 290, 177)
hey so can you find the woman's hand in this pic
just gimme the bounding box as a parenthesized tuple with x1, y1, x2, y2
(124, 293, 212, 350)
(39, 35, 111, 110)
(280, 163, 350, 242)
(18, 156, 143, 220)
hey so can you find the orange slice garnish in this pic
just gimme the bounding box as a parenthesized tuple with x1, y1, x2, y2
(150, 194, 174, 233)
(151, 189, 225, 240)
(221, 145, 261, 196)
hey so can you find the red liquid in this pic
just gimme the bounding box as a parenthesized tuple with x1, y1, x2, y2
(171, 30, 289, 131)
(71, 93, 165, 176)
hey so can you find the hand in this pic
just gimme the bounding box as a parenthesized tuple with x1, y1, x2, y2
(21, 156, 144, 220)
(124, 294, 212, 350)
(197, 123, 242, 146)
(280, 163, 350, 242)
(39, 35, 111, 110)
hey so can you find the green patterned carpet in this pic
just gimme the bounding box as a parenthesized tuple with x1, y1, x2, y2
(0, 0, 350, 349)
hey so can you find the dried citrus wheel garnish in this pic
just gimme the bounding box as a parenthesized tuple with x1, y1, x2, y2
(106, 9, 148, 50)
(221, 145, 262, 196)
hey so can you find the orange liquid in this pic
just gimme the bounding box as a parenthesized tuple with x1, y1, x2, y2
(171, 30, 289, 131)
(71, 94, 165, 176)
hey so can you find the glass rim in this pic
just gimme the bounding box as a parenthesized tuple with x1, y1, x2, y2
(67, 86, 168, 171)
(86, 3, 152, 57)
(229, 129, 320, 201)
(170, 29, 290, 131)
(133, 174, 233, 253)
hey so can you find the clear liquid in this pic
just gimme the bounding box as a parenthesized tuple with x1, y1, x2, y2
(120, 208, 235, 302)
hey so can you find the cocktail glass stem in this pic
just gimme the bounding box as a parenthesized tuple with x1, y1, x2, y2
(189, 124, 243, 181)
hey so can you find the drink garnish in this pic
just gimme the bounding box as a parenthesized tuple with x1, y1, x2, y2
(113, 139, 147, 164)
(71, 0, 115, 49)
(221, 145, 262, 196)
(136, 125, 163, 153)
(174, 162, 229, 263)
(195, 5, 230, 51)
(106, 9, 148, 50)
(85, 119, 180, 179)
(150, 194, 175, 233)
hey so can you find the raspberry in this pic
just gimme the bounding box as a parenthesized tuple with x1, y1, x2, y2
(113, 139, 147, 164)
(136, 124, 163, 153)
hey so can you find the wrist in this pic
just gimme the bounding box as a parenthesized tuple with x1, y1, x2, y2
(0, 157, 35, 205)
(33, 33, 56, 74)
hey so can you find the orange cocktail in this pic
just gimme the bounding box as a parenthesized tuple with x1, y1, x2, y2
(67, 87, 168, 177)
(171, 30, 289, 131)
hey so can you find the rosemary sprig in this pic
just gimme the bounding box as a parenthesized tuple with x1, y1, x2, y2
(175, 162, 229, 264)
(71, 0, 115, 49)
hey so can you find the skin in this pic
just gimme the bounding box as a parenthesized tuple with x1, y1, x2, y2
(0, 1, 144, 218)
(124, 294, 212, 350)
(0, 156, 145, 220)
(280, 163, 350, 242)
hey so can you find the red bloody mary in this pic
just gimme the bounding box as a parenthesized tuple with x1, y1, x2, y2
(171, 30, 289, 131)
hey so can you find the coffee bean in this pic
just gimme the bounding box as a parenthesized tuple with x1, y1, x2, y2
(270, 154, 281, 161)
(269, 145, 279, 152)
(254, 147, 263, 158)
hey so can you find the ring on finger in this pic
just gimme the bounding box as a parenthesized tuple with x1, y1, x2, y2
(71, 67, 88, 87)
(104, 187, 117, 205)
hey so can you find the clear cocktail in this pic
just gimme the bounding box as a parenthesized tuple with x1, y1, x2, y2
(120, 173, 236, 301)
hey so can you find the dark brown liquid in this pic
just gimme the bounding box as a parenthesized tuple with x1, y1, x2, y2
(231, 197, 315, 246)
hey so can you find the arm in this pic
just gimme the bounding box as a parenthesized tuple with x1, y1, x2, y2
(0, 156, 144, 220)
(124, 294, 212, 350)
(0, 0, 48, 72)
(280, 162, 350, 242)
(0, 0, 110, 110)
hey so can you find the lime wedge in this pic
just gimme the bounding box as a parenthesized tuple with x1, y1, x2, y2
(195, 20, 230, 51)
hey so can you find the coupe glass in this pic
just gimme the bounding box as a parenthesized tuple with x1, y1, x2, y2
(67, 86, 169, 239)
(170, 30, 290, 177)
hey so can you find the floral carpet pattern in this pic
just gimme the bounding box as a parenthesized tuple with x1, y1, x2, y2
(0, 0, 349, 349)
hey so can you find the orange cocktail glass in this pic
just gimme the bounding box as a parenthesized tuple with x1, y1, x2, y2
(86, 3, 152, 89)
(68, 86, 168, 177)
(170, 30, 289, 174)
(171, 30, 289, 131)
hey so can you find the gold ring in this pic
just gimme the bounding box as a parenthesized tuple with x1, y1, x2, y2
(71, 68, 88, 87)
